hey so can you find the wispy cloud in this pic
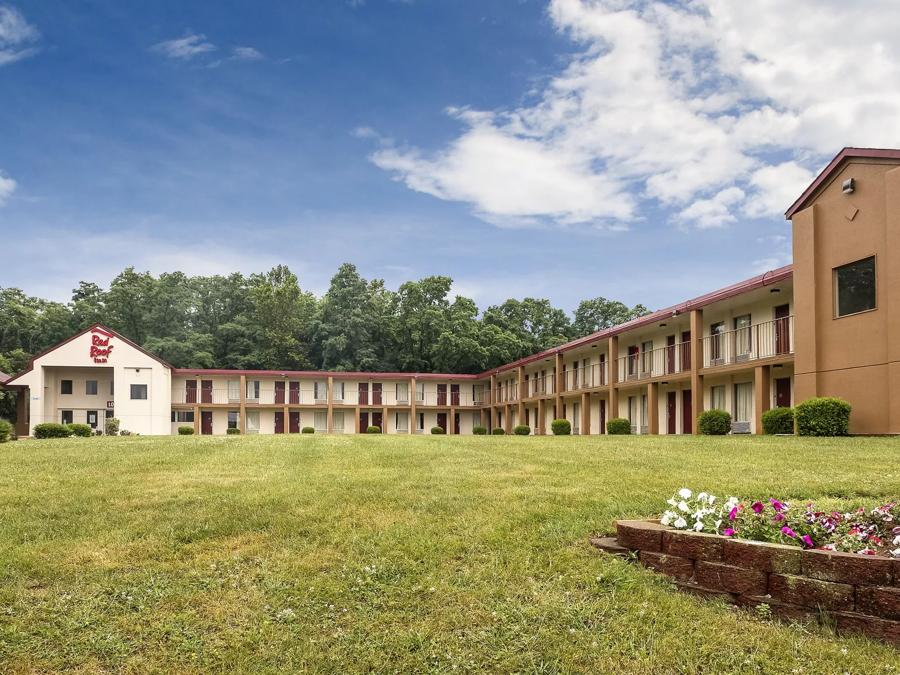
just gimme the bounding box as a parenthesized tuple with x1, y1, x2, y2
(0, 4, 39, 66)
(363, 0, 900, 230)
(231, 46, 263, 61)
(151, 33, 216, 60)
(0, 172, 16, 206)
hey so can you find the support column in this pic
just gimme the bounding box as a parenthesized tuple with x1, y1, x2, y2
(608, 336, 619, 422)
(754, 364, 771, 435)
(517, 365, 525, 425)
(647, 381, 659, 435)
(327, 376, 334, 433)
(15, 388, 28, 438)
(537, 398, 546, 435)
(409, 377, 416, 434)
(504, 403, 512, 433)
(239, 375, 247, 434)
(480, 407, 488, 429)
(448, 406, 455, 434)
(690, 309, 704, 435)
(581, 391, 591, 435)
(194, 375, 201, 434)
(383, 406, 389, 434)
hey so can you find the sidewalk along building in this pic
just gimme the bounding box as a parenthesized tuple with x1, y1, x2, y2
(2, 147, 899, 435)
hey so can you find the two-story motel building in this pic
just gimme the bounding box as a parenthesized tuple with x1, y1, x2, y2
(4, 147, 900, 436)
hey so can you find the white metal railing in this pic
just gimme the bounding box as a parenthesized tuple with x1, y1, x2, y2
(616, 341, 691, 384)
(493, 383, 519, 403)
(563, 362, 609, 391)
(702, 316, 793, 368)
(526, 374, 555, 398)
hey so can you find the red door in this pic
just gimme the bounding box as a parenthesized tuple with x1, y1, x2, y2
(775, 378, 792, 408)
(289, 411, 300, 433)
(682, 390, 692, 434)
(372, 412, 383, 432)
(666, 336, 676, 374)
(275, 381, 285, 405)
(599, 354, 607, 385)
(201, 411, 213, 435)
(437, 384, 447, 406)
(274, 412, 284, 434)
(185, 380, 198, 404)
(372, 383, 382, 406)
(358, 383, 369, 405)
(774, 304, 791, 355)
(680, 331, 691, 370)
(201, 379, 213, 404)
(599, 399, 606, 433)
(436, 412, 447, 432)
(453, 412, 460, 434)
(450, 384, 460, 406)
(289, 381, 300, 404)
(667, 391, 677, 434)
(359, 411, 369, 432)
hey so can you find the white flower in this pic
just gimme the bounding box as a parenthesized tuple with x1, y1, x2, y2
(725, 496, 739, 510)
(674, 517, 687, 529)
(697, 492, 708, 502)
(715, 519, 722, 529)
(707, 495, 717, 505)
(891, 548, 900, 558)
(893, 534, 900, 546)
(667, 498, 677, 507)
(693, 521, 704, 532)
(661, 511, 676, 526)
(678, 500, 690, 513)
(678, 488, 692, 500)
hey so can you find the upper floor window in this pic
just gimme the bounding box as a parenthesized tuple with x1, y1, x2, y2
(60, 379, 73, 395)
(85, 380, 98, 395)
(834, 256, 876, 317)
(130, 384, 148, 400)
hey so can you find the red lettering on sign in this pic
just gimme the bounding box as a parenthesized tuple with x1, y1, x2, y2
(89, 330, 115, 363)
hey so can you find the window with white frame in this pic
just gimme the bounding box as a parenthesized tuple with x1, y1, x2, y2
(333, 411, 345, 433)
(246, 410, 260, 434)
(472, 412, 481, 429)
(130, 384, 148, 400)
(641, 341, 653, 374)
(171, 410, 195, 423)
(61, 410, 73, 425)
(395, 411, 408, 432)
(333, 381, 345, 401)
(246, 380, 260, 400)
(711, 385, 726, 412)
(314, 411, 327, 432)
(734, 382, 752, 423)
(228, 380, 241, 402)
(396, 382, 409, 403)
(314, 381, 327, 401)
(416, 382, 425, 402)
(227, 411, 239, 430)
(640, 394, 648, 433)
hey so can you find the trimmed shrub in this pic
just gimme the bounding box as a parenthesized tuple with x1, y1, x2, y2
(762, 407, 794, 435)
(366, 425, 381, 434)
(68, 423, 93, 438)
(606, 418, 631, 435)
(795, 397, 851, 436)
(551, 418, 571, 435)
(0, 419, 13, 443)
(105, 417, 120, 436)
(472, 425, 487, 435)
(699, 409, 731, 435)
(302, 427, 315, 434)
(491, 428, 506, 435)
(34, 422, 72, 439)
(226, 428, 241, 435)
(178, 426, 194, 435)
(430, 426, 446, 435)
(513, 424, 531, 436)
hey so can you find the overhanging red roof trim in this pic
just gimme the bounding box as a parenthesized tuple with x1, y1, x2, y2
(784, 147, 900, 219)
(174, 369, 481, 380)
(0, 371, 9, 385)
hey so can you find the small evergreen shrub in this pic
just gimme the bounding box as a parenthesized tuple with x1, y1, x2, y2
(226, 428, 241, 435)
(0, 419, 13, 443)
(491, 428, 506, 435)
(513, 424, 530, 436)
(551, 419, 571, 435)
(472, 425, 487, 435)
(699, 409, 731, 435)
(68, 423, 93, 438)
(302, 427, 315, 434)
(430, 426, 445, 435)
(105, 417, 120, 436)
(366, 425, 381, 434)
(762, 407, 795, 435)
(606, 418, 631, 435)
(34, 422, 72, 439)
(795, 397, 851, 436)
(178, 426, 194, 435)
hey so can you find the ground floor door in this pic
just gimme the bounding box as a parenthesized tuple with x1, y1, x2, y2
(87, 410, 99, 430)
(453, 412, 460, 434)
(372, 412, 383, 431)
(667, 392, 677, 434)
(359, 411, 369, 432)
(599, 399, 606, 434)
(682, 390, 692, 434)
(274, 411, 285, 434)
(775, 377, 792, 408)
(201, 411, 213, 435)
(289, 411, 300, 433)
(436, 412, 447, 432)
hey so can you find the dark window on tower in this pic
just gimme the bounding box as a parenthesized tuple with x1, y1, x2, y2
(834, 256, 876, 317)
(61, 380, 73, 395)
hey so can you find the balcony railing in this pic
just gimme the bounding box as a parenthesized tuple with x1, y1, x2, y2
(525, 375, 555, 398)
(174, 387, 485, 407)
(493, 384, 519, 404)
(702, 316, 793, 369)
(616, 341, 691, 384)
(563, 362, 609, 391)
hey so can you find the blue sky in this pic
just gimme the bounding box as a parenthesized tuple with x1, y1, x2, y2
(2, 1, 899, 311)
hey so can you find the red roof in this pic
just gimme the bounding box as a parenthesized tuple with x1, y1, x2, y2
(785, 147, 900, 219)
(174, 369, 481, 380)
(0, 372, 9, 385)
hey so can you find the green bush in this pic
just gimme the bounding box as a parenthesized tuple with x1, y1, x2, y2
(33, 422, 72, 439)
(366, 425, 381, 434)
(551, 419, 571, 435)
(795, 397, 851, 436)
(606, 418, 631, 435)
(0, 419, 13, 443)
(302, 427, 315, 434)
(105, 417, 120, 436)
(491, 428, 506, 435)
(762, 407, 794, 435)
(226, 428, 241, 435)
(68, 423, 93, 438)
(178, 426, 194, 435)
(472, 425, 487, 435)
(699, 409, 731, 435)
(430, 426, 445, 435)
(513, 424, 531, 436)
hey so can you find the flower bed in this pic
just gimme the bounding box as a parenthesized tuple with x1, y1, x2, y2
(596, 489, 900, 645)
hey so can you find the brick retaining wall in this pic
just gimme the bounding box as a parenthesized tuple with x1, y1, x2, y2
(601, 519, 900, 645)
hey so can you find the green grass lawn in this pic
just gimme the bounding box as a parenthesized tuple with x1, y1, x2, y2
(1, 435, 898, 673)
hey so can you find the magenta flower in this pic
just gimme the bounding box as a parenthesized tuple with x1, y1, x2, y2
(801, 535, 814, 548)
(773, 512, 785, 522)
(770, 498, 786, 512)
(781, 526, 797, 538)
(728, 507, 738, 521)
(751, 501, 764, 514)
(723, 528, 735, 537)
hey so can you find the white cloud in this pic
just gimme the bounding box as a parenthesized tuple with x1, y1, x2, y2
(364, 0, 900, 229)
(0, 5, 39, 66)
(232, 46, 263, 61)
(151, 33, 216, 60)
(0, 172, 15, 205)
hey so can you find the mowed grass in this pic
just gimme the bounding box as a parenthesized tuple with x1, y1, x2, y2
(0, 435, 899, 673)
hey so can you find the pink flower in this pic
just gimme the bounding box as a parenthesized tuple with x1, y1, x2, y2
(801, 535, 814, 548)
(773, 513, 786, 522)
(770, 498, 786, 512)
(781, 526, 797, 538)
(751, 501, 764, 514)
(728, 507, 738, 521)
(723, 528, 735, 537)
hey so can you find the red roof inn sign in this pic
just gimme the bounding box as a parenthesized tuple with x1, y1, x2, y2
(90, 327, 115, 363)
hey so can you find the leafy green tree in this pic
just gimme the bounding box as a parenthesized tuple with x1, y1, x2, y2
(483, 298, 572, 359)
(106, 268, 157, 344)
(249, 265, 315, 370)
(572, 297, 649, 337)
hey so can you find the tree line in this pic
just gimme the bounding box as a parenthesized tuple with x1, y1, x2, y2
(0, 263, 648, 377)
